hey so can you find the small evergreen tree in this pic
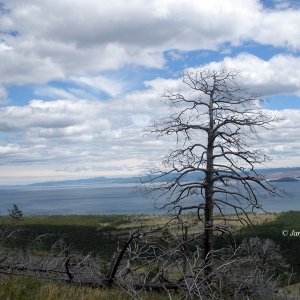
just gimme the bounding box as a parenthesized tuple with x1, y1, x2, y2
(8, 204, 23, 220)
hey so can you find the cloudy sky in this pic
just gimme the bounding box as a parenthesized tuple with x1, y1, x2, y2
(0, 0, 300, 185)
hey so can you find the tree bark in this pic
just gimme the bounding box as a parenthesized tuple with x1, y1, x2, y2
(203, 86, 215, 276)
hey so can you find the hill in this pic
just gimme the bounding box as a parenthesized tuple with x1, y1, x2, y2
(269, 177, 299, 182)
(26, 167, 300, 187)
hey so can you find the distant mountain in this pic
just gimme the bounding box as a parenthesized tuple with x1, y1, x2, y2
(0, 166, 291, 187)
(28, 172, 205, 187)
(269, 177, 299, 183)
(257, 167, 300, 178)
(29, 176, 142, 186)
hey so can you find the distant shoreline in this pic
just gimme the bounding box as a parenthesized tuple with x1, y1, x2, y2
(269, 176, 299, 183)
(1, 166, 300, 187)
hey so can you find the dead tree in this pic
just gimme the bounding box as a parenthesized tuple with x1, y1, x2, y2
(116, 221, 286, 299)
(144, 69, 279, 275)
(105, 229, 140, 286)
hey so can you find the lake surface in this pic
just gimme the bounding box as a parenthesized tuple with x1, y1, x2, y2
(0, 182, 299, 215)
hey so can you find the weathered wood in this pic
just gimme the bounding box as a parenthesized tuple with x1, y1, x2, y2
(105, 230, 139, 286)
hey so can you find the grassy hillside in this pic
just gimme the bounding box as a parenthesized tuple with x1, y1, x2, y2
(0, 212, 299, 298)
(0, 214, 168, 260)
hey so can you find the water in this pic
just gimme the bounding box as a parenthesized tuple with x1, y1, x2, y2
(0, 182, 299, 215)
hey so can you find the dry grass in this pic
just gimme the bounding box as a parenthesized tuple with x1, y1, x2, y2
(0, 276, 178, 300)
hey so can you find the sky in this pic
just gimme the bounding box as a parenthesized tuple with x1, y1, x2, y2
(0, 0, 300, 185)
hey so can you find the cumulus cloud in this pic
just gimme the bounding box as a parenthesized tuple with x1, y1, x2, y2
(141, 52, 300, 102)
(0, 100, 87, 132)
(0, 78, 299, 181)
(0, 93, 165, 163)
(1, 0, 300, 88)
(0, 39, 64, 85)
(202, 53, 300, 96)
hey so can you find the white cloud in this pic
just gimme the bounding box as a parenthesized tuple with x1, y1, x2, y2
(190, 53, 300, 97)
(1, 0, 300, 88)
(0, 143, 21, 155)
(0, 100, 86, 132)
(0, 39, 64, 85)
(0, 94, 162, 156)
(0, 1, 300, 183)
(0, 79, 299, 183)
(258, 109, 300, 166)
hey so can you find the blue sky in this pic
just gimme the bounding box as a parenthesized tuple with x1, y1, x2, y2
(0, 0, 300, 184)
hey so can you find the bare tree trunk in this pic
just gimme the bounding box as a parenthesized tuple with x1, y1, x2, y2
(203, 89, 215, 275)
(105, 231, 137, 286)
(64, 241, 73, 282)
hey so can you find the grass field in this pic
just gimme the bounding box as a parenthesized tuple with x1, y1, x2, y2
(0, 213, 278, 260)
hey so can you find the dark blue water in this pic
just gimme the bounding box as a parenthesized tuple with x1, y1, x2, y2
(0, 182, 299, 215)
